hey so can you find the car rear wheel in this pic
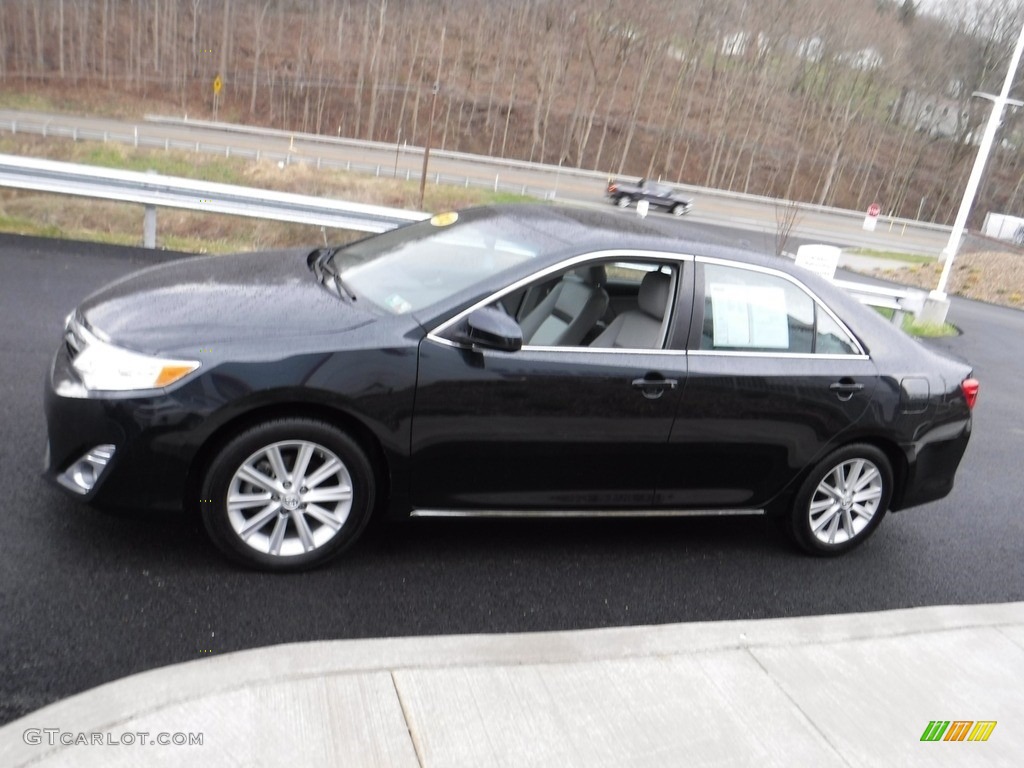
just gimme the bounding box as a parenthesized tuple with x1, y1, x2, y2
(671, 203, 688, 216)
(200, 418, 374, 571)
(789, 443, 892, 556)
(616, 195, 631, 208)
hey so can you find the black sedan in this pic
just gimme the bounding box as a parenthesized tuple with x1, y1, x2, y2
(43, 205, 978, 570)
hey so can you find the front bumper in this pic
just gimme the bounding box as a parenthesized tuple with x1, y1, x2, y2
(42, 344, 203, 512)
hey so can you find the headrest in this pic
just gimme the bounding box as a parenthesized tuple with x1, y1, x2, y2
(638, 271, 671, 319)
(569, 265, 607, 286)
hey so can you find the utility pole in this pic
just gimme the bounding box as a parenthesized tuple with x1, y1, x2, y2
(418, 82, 439, 210)
(921, 21, 1024, 325)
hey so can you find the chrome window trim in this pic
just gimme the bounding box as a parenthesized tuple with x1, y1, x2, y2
(411, 508, 765, 519)
(688, 350, 870, 361)
(426, 249, 693, 351)
(694, 255, 867, 357)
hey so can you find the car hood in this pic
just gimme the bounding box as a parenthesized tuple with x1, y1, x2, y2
(78, 248, 379, 357)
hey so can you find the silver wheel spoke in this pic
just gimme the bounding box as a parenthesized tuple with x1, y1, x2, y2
(304, 503, 345, 531)
(826, 511, 841, 543)
(294, 511, 316, 552)
(291, 443, 315, 487)
(266, 445, 289, 483)
(844, 460, 865, 492)
(238, 502, 280, 540)
(304, 486, 352, 504)
(841, 508, 855, 537)
(854, 486, 882, 505)
(267, 515, 288, 556)
(303, 457, 343, 489)
(228, 491, 271, 511)
(812, 505, 840, 533)
(237, 464, 279, 494)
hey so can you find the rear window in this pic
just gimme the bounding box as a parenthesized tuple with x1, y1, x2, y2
(699, 263, 859, 355)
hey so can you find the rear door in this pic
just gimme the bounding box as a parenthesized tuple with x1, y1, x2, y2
(657, 259, 878, 509)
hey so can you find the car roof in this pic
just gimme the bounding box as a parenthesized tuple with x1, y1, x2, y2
(458, 203, 776, 266)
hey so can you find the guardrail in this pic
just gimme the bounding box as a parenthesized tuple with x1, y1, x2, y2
(0, 153, 428, 245)
(833, 278, 926, 325)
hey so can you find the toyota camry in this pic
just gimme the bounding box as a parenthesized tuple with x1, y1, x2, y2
(43, 205, 978, 570)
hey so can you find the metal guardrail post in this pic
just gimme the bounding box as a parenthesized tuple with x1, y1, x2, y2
(143, 169, 157, 248)
(143, 205, 157, 248)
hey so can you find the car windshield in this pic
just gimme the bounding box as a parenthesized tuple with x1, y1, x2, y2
(329, 211, 563, 314)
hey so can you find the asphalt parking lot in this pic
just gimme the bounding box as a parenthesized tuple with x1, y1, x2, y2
(1, 232, 1021, 726)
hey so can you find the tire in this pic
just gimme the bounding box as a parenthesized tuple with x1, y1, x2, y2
(615, 195, 631, 208)
(199, 418, 375, 571)
(788, 443, 892, 556)
(670, 203, 688, 216)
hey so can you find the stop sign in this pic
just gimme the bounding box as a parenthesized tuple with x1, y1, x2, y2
(867, 203, 881, 217)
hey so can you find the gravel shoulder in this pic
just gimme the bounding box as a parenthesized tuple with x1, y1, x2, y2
(860, 250, 1024, 310)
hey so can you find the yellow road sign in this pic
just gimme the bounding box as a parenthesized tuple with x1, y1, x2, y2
(213, 75, 223, 95)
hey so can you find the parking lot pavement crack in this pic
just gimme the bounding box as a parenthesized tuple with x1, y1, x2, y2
(390, 670, 426, 768)
(741, 647, 856, 768)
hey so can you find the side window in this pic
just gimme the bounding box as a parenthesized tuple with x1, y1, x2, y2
(699, 263, 860, 355)
(815, 310, 860, 355)
(495, 259, 676, 349)
(700, 264, 814, 353)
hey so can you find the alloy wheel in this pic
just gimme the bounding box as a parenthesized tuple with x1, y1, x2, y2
(226, 439, 354, 558)
(807, 457, 884, 546)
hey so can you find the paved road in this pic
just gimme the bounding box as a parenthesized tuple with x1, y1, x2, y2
(1, 107, 953, 254)
(1, 230, 1021, 726)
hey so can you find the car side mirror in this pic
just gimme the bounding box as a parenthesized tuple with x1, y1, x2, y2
(457, 307, 523, 352)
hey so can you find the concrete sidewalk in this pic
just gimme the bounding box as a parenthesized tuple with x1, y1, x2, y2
(1, 603, 1021, 767)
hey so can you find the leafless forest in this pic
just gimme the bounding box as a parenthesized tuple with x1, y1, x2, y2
(2, 0, 1024, 224)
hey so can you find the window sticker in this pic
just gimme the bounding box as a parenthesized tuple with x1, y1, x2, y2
(430, 211, 459, 227)
(709, 283, 789, 349)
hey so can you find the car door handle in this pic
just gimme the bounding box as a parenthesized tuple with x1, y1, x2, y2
(632, 377, 678, 400)
(830, 379, 864, 401)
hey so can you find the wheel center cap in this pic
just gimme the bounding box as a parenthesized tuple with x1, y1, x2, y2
(841, 495, 853, 510)
(282, 494, 300, 511)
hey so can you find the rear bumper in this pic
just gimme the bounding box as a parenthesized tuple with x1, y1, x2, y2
(893, 417, 972, 511)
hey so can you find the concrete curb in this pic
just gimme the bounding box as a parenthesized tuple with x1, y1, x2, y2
(2, 603, 1022, 767)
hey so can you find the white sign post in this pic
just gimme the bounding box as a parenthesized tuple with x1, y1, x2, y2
(794, 244, 841, 281)
(636, 199, 650, 219)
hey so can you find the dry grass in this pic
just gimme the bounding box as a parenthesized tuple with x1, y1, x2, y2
(864, 251, 1024, 310)
(0, 135, 531, 252)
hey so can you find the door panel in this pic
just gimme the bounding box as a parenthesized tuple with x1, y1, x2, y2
(411, 343, 686, 510)
(658, 355, 878, 508)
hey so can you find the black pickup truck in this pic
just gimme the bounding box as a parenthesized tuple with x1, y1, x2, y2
(605, 178, 692, 216)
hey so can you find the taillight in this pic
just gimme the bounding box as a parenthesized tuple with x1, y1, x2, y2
(961, 378, 979, 410)
(608, 183, 617, 193)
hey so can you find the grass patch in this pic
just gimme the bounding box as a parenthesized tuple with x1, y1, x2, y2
(847, 248, 936, 264)
(901, 317, 958, 337)
(871, 306, 958, 337)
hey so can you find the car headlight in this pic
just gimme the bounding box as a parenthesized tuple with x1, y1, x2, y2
(68, 317, 200, 392)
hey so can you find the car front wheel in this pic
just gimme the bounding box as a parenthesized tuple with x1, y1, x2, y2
(788, 444, 892, 556)
(200, 418, 375, 571)
(615, 195, 631, 208)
